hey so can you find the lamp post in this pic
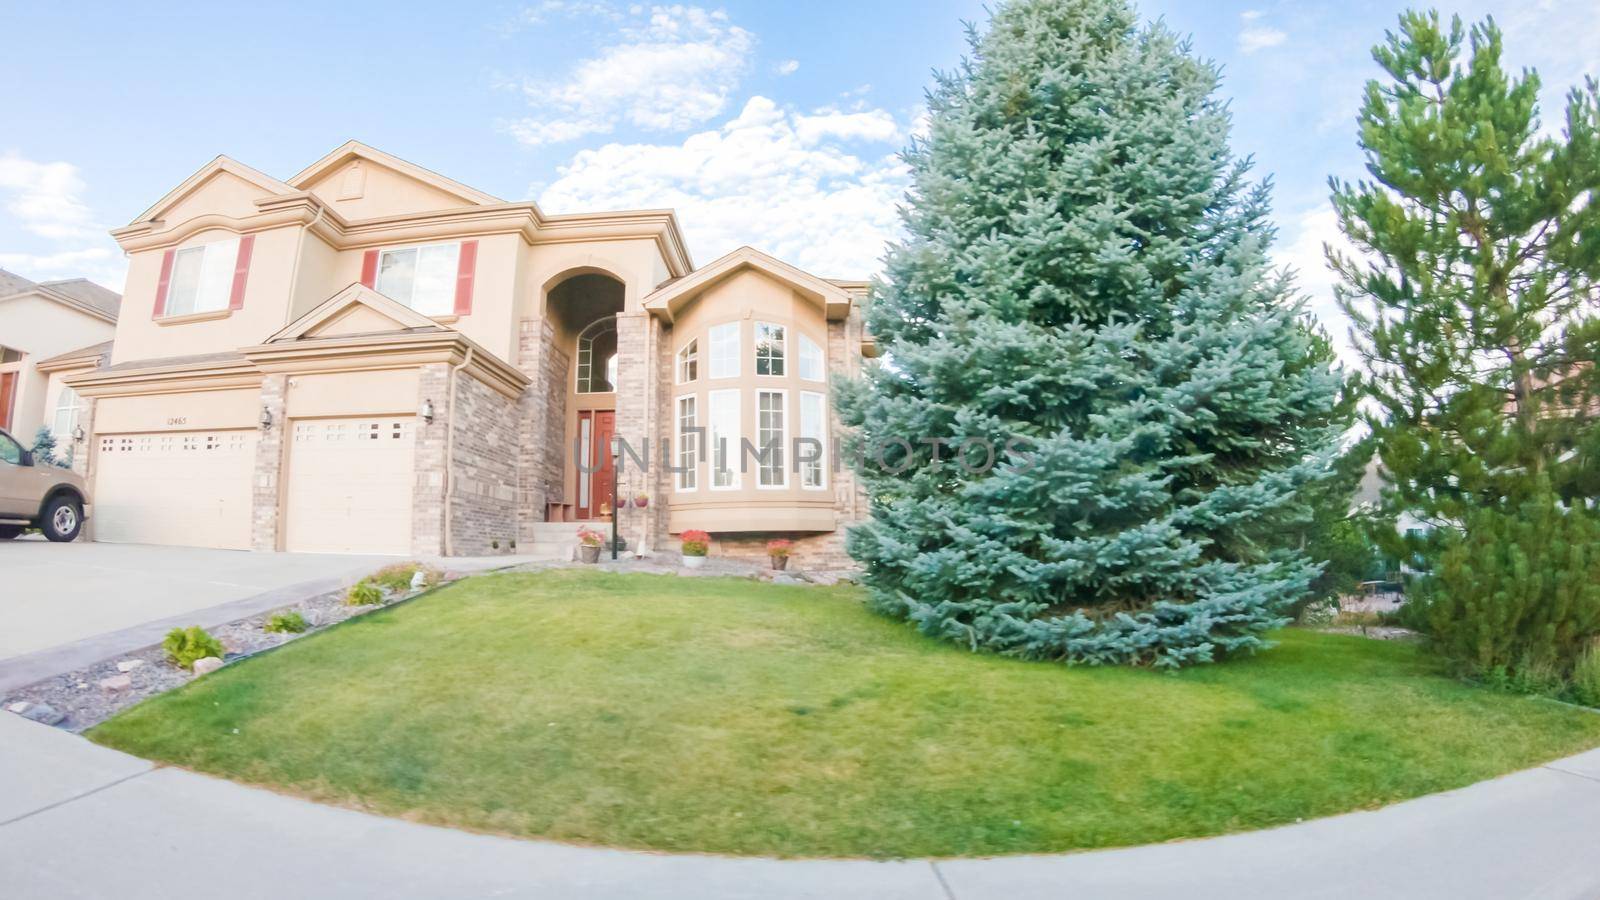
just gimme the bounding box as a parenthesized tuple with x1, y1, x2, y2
(610, 435, 621, 561)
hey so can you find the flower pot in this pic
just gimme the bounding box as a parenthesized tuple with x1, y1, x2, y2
(633, 496, 649, 508)
(770, 556, 788, 571)
(683, 555, 706, 569)
(579, 544, 601, 564)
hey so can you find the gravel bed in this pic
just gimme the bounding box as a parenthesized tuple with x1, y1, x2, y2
(508, 552, 861, 585)
(1, 579, 441, 733)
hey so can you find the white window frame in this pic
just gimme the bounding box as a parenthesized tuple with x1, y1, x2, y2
(166, 237, 239, 316)
(755, 321, 787, 377)
(799, 390, 827, 489)
(708, 388, 741, 490)
(676, 394, 698, 492)
(798, 333, 825, 382)
(576, 317, 618, 394)
(52, 386, 83, 438)
(757, 389, 788, 489)
(709, 322, 740, 379)
(376, 241, 460, 316)
(578, 415, 593, 507)
(676, 338, 699, 384)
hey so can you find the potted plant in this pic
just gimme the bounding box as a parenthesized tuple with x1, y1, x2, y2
(577, 527, 605, 563)
(680, 529, 710, 568)
(767, 539, 794, 571)
(633, 492, 649, 509)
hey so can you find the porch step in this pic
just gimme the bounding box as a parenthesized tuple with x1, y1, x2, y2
(521, 522, 586, 561)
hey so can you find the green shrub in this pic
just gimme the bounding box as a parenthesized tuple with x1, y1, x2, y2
(1426, 489, 1600, 682)
(163, 626, 224, 670)
(346, 581, 383, 606)
(366, 562, 441, 594)
(265, 611, 308, 634)
(1573, 643, 1600, 708)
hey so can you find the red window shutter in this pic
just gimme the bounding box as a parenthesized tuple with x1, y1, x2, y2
(152, 249, 176, 318)
(453, 240, 478, 316)
(360, 249, 379, 288)
(228, 235, 255, 310)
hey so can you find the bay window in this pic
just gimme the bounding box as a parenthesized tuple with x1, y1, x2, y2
(799, 333, 824, 381)
(708, 389, 740, 489)
(755, 322, 786, 376)
(676, 339, 698, 383)
(709, 322, 740, 378)
(676, 395, 698, 491)
(757, 389, 786, 488)
(799, 391, 826, 489)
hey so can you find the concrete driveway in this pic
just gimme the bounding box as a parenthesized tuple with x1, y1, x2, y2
(0, 538, 390, 690)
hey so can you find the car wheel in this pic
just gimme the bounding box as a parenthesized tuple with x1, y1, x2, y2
(0, 524, 21, 540)
(40, 496, 83, 543)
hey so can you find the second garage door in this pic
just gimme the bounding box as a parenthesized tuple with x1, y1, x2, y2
(94, 430, 257, 549)
(284, 416, 415, 555)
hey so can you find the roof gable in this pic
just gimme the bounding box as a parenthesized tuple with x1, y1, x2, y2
(131, 156, 295, 225)
(288, 141, 501, 218)
(268, 283, 447, 343)
(643, 246, 854, 322)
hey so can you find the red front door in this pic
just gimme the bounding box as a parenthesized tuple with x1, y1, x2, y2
(0, 372, 15, 432)
(577, 409, 616, 519)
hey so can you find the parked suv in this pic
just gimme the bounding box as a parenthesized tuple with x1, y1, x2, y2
(0, 427, 89, 542)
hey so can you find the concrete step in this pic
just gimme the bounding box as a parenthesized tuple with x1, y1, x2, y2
(522, 541, 575, 561)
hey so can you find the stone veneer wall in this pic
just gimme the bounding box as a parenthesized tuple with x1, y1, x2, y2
(411, 363, 449, 555)
(702, 530, 856, 570)
(250, 374, 288, 551)
(447, 371, 519, 555)
(613, 311, 661, 552)
(543, 337, 568, 503)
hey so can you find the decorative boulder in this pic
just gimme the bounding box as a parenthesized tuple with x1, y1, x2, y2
(116, 659, 146, 673)
(191, 656, 224, 676)
(99, 674, 133, 692)
(18, 703, 65, 726)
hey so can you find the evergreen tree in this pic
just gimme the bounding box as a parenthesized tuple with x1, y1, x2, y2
(30, 425, 68, 469)
(1330, 11, 1600, 557)
(837, 0, 1343, 667)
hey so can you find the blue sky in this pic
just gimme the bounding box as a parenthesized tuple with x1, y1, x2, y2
(2, 0, 1595, 352)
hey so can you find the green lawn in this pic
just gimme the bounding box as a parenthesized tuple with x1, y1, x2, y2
(90, 570, 1600, 858)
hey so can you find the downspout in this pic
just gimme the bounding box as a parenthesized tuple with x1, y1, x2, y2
(443, 345, 474, 557)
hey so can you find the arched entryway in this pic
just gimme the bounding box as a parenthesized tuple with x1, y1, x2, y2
(543, 272, 625, 521)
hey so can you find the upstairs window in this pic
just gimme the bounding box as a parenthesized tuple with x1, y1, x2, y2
(576, 317, 618, 393)
(709, 322, 740, 379)
(799, 333, 824, 381)
(167, 237, 239, 316)
(755, 322, 786, 376)
(376, 242, 460, 315)
(676, 339, 698, 384)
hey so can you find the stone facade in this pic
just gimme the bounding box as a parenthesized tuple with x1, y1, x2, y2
(250, 374, 287, 551)
(447, 369, 520, 555)
(411, 363, 449, 556)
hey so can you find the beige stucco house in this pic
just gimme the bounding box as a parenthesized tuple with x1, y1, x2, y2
(0, 270, 120, 458)
(64, 141, 871, 564)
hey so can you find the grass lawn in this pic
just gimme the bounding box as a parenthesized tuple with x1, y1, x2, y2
(90, 570, 1600, 858)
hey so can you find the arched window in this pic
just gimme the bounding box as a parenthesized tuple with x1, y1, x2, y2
(576, 317, 618, 393)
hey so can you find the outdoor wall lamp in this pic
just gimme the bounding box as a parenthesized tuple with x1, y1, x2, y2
(420, 399, 435, 424)
(72, 425, 85, 444)
(259, 406, 273, 429)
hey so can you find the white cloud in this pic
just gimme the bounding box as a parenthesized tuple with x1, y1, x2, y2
(0, 246, 125, 292)
(0, 153, 99, 240)
(1241, 9, 1265, 21)
(1273, 205, 1360, 362)
(775, 59, 799, 76)
(507, 5, 755, 146)
(537, 96, 908, 277)
(503, 1, 620, 32)
(1238, 26, 1288, 54)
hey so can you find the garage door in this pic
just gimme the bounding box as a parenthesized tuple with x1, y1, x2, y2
(284, 417, 415, 555)
(94, 430, 257, 549)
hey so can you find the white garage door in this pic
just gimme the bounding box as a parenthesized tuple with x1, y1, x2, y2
(94, 430, 257, 550)
(284, 417, 415, 555)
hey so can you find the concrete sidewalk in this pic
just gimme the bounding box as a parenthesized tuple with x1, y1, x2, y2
(2, 714, 1598, 899)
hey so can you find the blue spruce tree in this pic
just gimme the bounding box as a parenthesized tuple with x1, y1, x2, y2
(837, 0, 1344, 667)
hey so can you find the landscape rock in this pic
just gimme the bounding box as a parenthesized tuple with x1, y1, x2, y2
(7, 701, 29, 713)
(116, 659, 146, 672)
(191, 656, 224, 676)
(17, 702, 65, 725)
(99, 675, 133, 692)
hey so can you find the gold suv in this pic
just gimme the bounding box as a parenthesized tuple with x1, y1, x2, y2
(0, 427, 89, 542)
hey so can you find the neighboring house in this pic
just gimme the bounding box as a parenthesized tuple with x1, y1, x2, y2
(0, 270, 120, 459)
(64, 141, 873, 564)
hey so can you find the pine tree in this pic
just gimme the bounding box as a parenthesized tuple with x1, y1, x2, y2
(837, 0, 1343, 668)
(30, 425, 68, 469)
(1330, 12, 1600, 556)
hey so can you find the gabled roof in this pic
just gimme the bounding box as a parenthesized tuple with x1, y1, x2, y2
(267, 283, 450, 344)
(35, 340, 114, 373)
(288, 140, 502, 208)
(0, 268, 121, 323)
(642, 246, 855, 322)
(130, 155, 296, 225)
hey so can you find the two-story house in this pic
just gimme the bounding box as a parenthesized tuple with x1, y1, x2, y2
(64, 142, 871, 565)
(0, 269, 120, 450)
